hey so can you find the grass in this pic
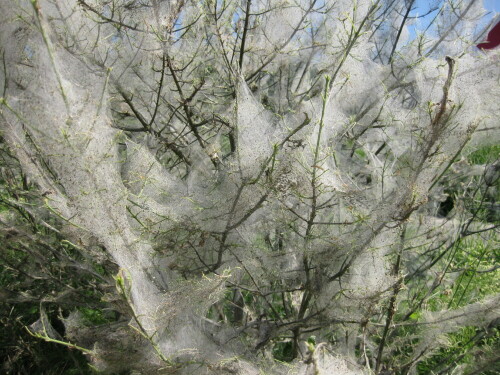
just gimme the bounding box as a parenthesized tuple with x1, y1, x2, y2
(467, 144, 500, 165)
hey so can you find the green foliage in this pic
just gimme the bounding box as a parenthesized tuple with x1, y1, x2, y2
(0, 1, 499, 373)
(0, 147, 112, 373)
(467, 145, 500, 165)
(78, 307, 117, 326)
(446, 238, 499, 309)
(354, 148, 367, 159)
(417, 325, 500, 375)
(414, 237, 500, 313)
(220, 133, 234, 157)
(0, 303, 93, 374)
(272, 340, 294, 362)
(397, 234, 500, 374)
